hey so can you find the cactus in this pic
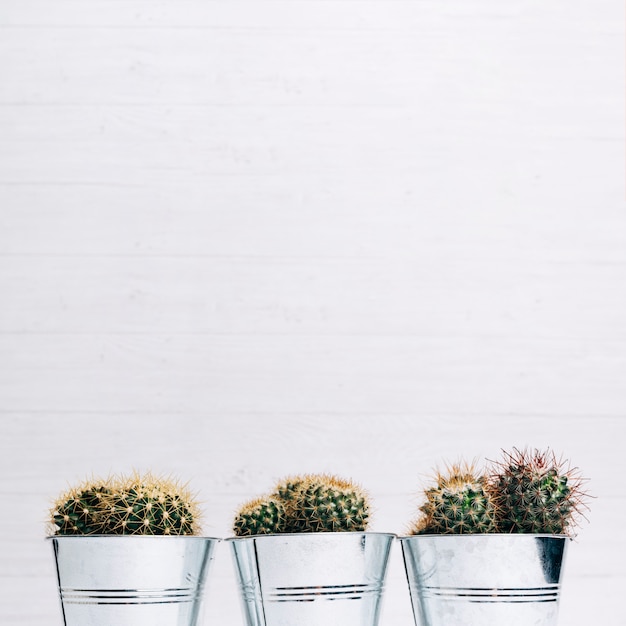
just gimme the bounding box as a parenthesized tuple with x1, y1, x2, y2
(51, 480, 111, 535)
(489, 447, 587, 535)
(269, 475, 307, 532)
(49, 473, 200, 536)
(233, 497, 287, 536)
(409, 462, 498, 535)
(273, 475, 307, 503)
(104, 474, 198, 535)
(290, 474, 370, 533)
(233, 473, 371, 536)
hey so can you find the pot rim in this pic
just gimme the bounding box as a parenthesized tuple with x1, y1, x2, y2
(226, 531, 396, 542)
(397, 532, 570, 539)
(46, 534, 221, 541)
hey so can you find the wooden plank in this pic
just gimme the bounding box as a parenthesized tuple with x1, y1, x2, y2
(1, 333, 625, 415)
(0, 255, 625, 337)
(0, 6, 620, 108)
(0, 1, 553, 30)
(1, 177, 624, 257)
(1, 0, 619, 32)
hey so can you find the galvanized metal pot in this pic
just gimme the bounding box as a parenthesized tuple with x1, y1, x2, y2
(400, 534, 569, 626)
(229, 532, 394, 626)
(49, 535, 220, 626)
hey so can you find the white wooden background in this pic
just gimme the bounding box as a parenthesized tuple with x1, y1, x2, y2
(0, 1, 624, 625)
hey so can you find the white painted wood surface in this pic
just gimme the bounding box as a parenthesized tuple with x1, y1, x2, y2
(1, 1, 624, 625)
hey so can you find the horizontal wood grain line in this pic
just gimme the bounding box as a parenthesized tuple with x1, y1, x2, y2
(1, 25, 448, 32)
(2, 0, 616, 29)
(0, 252, 374, 260)
(2, 409, 624, 418)
(0, 253, 625, 265)
(2, 23, 615, 33)
(0, 331, 624, 342)
(1, 334, 624, 413)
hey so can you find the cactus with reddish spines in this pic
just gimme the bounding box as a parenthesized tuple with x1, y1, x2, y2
(409, 462, 498, 535)
(489, 447, 587, 535)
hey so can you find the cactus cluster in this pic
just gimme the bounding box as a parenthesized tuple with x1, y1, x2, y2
(49, 473, 200, 536)
(410, 448, 588, 536)
(233, 474, 370, 536)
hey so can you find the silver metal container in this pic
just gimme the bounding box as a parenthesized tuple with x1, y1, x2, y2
(229, 532, 394, 626)
(49, 535, 220, 626)
(400, 534, 569, 626)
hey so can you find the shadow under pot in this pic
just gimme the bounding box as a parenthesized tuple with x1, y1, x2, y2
(49, 535, 220, 626)
(400, 534, 569, 626)
(229, 532, 395, 626)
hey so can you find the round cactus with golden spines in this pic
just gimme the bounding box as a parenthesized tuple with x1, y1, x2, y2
(233, 496, 287, 536)
(409, 462, 498, 535)
(289, 474, 370, 533)
(51, 480, 111, 535)
(232, 473, 371, 536)
(49, 472, 200, 536)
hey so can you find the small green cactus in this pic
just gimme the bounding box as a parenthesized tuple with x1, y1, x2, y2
(49, 473, 201, 536)
(409, 462, 498, 535)
(290, 475, 370, 533)
(104, 474, 198, 535)
(489, 447, 587, 535)
(273, 475, 307, 503)
(270, 474, 307, 532)
(232, 473, 371, 536)
(51, 480, 111, 535)
(233, 497, 287, 536)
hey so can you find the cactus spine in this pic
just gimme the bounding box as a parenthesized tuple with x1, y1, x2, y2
(289, 475, 370, 533)
(104, 474, 198, 535)
(410, 462, 497, 535)
(489, 447, 587, 535)
(408, 449, 589, 536)
(49, 473, 200, 536)
(232, 473, 370, 536)
(233, 497, 287, 536)
(51, 480, 111, 535)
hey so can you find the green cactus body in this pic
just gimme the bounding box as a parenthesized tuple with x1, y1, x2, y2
(291, 475, 370, 533)
(491, 448, 585, 535)
(270, 475, 307, 532)
(52, 483, 110, 535)
(233, 497, 286, 536)
(49, 473, 200, 536)
(411, 464, 497, 535)
(233, 474, 370, 536)
(273, 476, 306, 504)
(105, 478, 197, 535)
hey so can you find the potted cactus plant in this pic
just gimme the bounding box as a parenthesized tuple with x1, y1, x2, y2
(400, 448, 589, 626)
(229, 473, 394, 626)
(47, 472, 220, 626)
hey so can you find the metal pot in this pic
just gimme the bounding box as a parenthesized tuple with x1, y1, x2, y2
(400, 534, 569, 626)
(49, 535, 220, 626)
(229, 532, 394, 626)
